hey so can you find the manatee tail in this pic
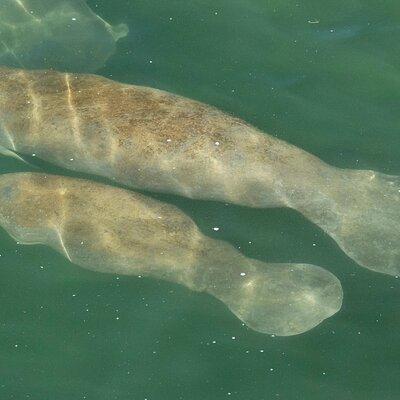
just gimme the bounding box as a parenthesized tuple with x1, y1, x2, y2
(202, 255, 343, 336)
(298, 168, 400, 276)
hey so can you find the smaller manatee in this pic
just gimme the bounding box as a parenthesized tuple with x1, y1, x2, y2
(0, 173, 343, 336)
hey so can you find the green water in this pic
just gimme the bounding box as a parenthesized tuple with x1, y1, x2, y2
(1, 0, 399, 399)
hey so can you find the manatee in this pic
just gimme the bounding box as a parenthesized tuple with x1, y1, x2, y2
(0, 172, 342, 336)
(0, 66, 399, 276)
(0, 0, 128, 72)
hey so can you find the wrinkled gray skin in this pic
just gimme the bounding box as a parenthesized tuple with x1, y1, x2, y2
(0, 0, 128, 72)
(0, 66, 399, 275)
(0, 173, 343, 336)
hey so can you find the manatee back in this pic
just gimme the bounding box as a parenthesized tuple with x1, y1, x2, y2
(0, 173, 203, 282)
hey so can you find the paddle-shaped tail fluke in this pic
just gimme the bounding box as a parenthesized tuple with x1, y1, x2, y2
(202, 256, 343, 336)
(297, 169, 400, 276)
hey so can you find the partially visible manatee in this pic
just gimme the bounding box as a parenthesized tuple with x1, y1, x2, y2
(0, 0, 128, 72)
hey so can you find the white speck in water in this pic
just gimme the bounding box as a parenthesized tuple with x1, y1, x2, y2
(166, 138, 172, 142)
(240, 272, 246, 276)
(70, 158, 74, 161)
(231, 336, 236, 340)
(72, 17, 77, 21)
(213, 227, 220, 231)
(215, 141, 220, 146)
(32, 153, 36, 157)
(312, 243, 316, 246)
(149, 60, 153, 64)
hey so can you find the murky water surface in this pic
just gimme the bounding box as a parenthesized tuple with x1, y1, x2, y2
(0, 1, 399, 399)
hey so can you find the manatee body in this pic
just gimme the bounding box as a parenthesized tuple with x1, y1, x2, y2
(0, 173, 342, 336)
(0, 0, 128, 72)
(0, 67, 399, 275)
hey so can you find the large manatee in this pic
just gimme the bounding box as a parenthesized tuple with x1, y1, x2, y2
(0, 173, 343, 336)
(0, 0, 128, 72)
(0, 66, 398, 275)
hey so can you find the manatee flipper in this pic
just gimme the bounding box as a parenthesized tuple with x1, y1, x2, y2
(99, 18, 129, 41)
(0, 172, 343, 336)
(111, 23, 129, 41)
(0, 144, 34, 167)
(296, 169, 400, 276)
